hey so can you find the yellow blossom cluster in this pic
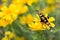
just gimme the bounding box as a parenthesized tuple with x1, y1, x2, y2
(1, 31, 15, 40)
(1, 31, 25, 40)
(0, 0, 56, 40)
(0, 0, 38, 27)
(19, 0, 56, 30)
(29, 14, 55, 30)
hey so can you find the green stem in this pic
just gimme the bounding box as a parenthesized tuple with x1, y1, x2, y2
(10, 25, 17, 40)
(15, 20, 31, 33)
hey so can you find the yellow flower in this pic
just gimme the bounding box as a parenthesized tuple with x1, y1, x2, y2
(44, 13, 55, 28)
(1, 4, 18, 19)
(48, 17, 55, 27)
(26, 14, 33, 24)
(28, 13, 55, 30)
(17, 5, 28, 14)
(41, 6, 56, 14)
(1, 31, 15, 40)
(12, 0, 38, 6)
(33, 14, 40, 23)
(0, 2, 29, 27)
(50, 23, 55, 27)
(20, 16, 26, 24)
(9, 4, 19, 15)
(44, 13, 48, 17)
(28, 14, 45, 30)
(28, 22, 45, 30)
(17, 36, 25, 40)
(0, 19, 8, 27)
(20, 14, 33, 24)
(41, 7, 51, 14)
(12, 0, 26, 5)
(1, 37, 8, 40)
(46, 0, 55, 4)
(9, 33, 15, 39)
(5, 31, 11, 35)
(0, 4, 18, 27)
(48, 17, 55, 22)
(5, 31, 15, 39)
(0, 12, 4, 19)
(10, 3, 28, 14)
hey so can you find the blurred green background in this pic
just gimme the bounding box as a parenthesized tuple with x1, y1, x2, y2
(1, 0, 60, 40)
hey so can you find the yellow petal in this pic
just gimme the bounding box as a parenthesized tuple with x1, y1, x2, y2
(46, 25, 50, 30)
(26, 14, 33, 24)
(5, 31, 11, 35)
(17, 5, 28, 14)
(44, 13, 48, 17)
(19, 16, 26, 24)
(20, 6, 28, 14)
(48, 17, 55, 22)
(0, 12, 4, 18)
(27, 0, 33, 6)
(41, 7, 51, 14)
(28, 22, 45, 30)
(50, 23, 55, 27)
(0, 19, 8, 27)
(9, 33, 15, 39)
(1, 5, 7, 11)
(9, 4, 19, 14)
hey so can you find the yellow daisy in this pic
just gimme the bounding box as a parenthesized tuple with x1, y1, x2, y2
(0, 4, 18, 27)
(28, 13, 55, 30)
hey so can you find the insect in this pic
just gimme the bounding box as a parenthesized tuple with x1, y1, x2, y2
(36, 10, 52, 30)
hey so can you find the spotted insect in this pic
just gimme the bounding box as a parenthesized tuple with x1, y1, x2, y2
(36, 10, 52, 30)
